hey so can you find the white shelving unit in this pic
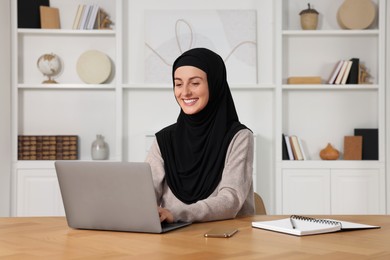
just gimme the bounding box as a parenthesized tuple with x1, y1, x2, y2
(10, 0, 387, 216)
(11, 0, 123, 216)
(11, 0, 276, 216)
(275, 0, 386, 214)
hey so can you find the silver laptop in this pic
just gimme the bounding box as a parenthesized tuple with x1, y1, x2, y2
(55, 161, 191, 233)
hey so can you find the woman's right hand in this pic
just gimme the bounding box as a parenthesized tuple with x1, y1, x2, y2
(158, 207, 174, 223)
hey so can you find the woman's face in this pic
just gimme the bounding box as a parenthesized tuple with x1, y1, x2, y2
(174, 66, 209, 115)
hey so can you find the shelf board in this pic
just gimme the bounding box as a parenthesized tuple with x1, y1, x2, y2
(17, 84, 116, 90)
(123, 83, 275, 90)
(16, 160, 121, 169)
(281, 160, 384, 169)
(281, 84, 378, 90)
(282, 30, 379, 36)
(18, 29, 116, 36)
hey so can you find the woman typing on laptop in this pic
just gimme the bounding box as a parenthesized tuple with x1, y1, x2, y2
(145, 48, 255, 223)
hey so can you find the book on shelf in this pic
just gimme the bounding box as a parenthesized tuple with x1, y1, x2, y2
(328, 58, 361, 85)
(78, 4, 91, 29)
(327, 60, 344, 84)
(39, 6, 60, 29)
(74, 4, 101, 30)
(283, 134, 295, 160)
(340, 60, 353, 84)
(72, 4, 84, 29)
(334, 60, 349, 84)
(354, 128, 378, 160)
(290, 135, 304, 160)
(283, 134, 307, 160)
(252, 215, 380, 236)
(297, 136, 307, 160)
(86, 4, 100, 30)
(346, 58, 360, 84)
(17, 0, 50, 28)
(343, 136, 362, 160)
(282, 134, 289, 160)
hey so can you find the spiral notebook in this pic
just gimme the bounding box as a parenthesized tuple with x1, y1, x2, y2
(252, 215, 380, 236)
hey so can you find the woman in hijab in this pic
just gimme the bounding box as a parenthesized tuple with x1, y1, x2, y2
(145, 48, 255, 223)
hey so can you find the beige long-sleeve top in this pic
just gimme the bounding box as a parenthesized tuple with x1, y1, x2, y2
(145, 129, 255, 223)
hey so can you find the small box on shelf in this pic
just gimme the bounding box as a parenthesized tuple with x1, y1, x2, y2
(287, 76, 322, 84)
(18, 135, 78, 160)
(343, 136, 362, 160)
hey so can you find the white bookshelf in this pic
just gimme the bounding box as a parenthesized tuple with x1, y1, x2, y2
(10, 0, 387, 216)
(11, 0, 275, 216)
(275, 0, 386, 214)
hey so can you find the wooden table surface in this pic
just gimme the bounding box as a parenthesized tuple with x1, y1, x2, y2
(0, 215, 389, 259)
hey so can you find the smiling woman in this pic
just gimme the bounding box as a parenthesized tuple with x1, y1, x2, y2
(145, 48, 255, 223)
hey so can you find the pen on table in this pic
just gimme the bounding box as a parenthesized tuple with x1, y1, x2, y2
(290, 217, 296, 229)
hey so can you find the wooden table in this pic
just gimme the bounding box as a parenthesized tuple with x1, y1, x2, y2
(0, 215, 389, 259)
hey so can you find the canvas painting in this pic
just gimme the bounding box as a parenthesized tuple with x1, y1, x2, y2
(144, 10, 257, 84)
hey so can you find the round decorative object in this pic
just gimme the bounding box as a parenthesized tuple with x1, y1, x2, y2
(319, 143, 339, 160)
(337, 0, 376, 30)
(37, 53, 62, 84)
(91, 134, 109, 160)
(299, 3, 319, 30)
(76, 50, 111, 84)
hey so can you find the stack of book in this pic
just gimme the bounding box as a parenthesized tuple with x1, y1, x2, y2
(72, 4, 101, 30)
(282, 134, 307, 160)
(327, 58, 360, 85)
(18, 135, 78, 160)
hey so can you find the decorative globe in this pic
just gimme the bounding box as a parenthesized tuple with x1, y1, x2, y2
(37, 53, 62, 84)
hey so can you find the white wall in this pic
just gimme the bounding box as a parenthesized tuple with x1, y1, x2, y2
(0, 0, 11, 216)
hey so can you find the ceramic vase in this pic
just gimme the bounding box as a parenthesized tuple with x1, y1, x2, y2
(91, 134, 109, 160)
(319, 143, 339, 160)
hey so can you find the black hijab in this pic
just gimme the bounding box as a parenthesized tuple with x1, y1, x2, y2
(156, 48, 249, 204)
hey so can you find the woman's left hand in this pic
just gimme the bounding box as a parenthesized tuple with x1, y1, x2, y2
(158, 207, 174, 223)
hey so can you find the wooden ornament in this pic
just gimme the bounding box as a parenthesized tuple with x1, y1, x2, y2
(320, 143, 339, 160)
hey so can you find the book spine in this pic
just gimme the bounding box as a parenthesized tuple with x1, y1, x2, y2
(284, 135, 295, 160)
(340, 60, 353, 85)
(297, 137, 307, 160)
(290, 136, 303, 160)
(87, 5, 99, 30)
(72, 5, 84, 30)
(327, 60, 343, 84)
(346, 58, 360, 84)
(78, 5, 90, 30)
(334, 60, 348, 85)
(282, 134, 289, 160)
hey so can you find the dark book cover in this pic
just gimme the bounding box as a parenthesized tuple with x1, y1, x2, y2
(354, 128, 378, 160)
(18, 0, 50, 28)
(346, 58, 359, 84)
(282, 134, 289, 160)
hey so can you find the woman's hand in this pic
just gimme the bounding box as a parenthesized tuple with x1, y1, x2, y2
(158, 207, 174, 223)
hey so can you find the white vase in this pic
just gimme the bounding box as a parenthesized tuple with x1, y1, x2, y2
(91, 134, 109, 160)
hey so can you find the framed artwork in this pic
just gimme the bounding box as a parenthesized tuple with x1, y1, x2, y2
(145, 10, 257, 84)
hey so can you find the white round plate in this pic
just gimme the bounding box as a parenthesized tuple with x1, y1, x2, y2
(76, 50, 111, 84)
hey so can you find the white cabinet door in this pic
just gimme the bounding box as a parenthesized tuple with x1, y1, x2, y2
(16, 168, 65, 216)
(331, 169, 384, 214)
(282, 169, 330, 215)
